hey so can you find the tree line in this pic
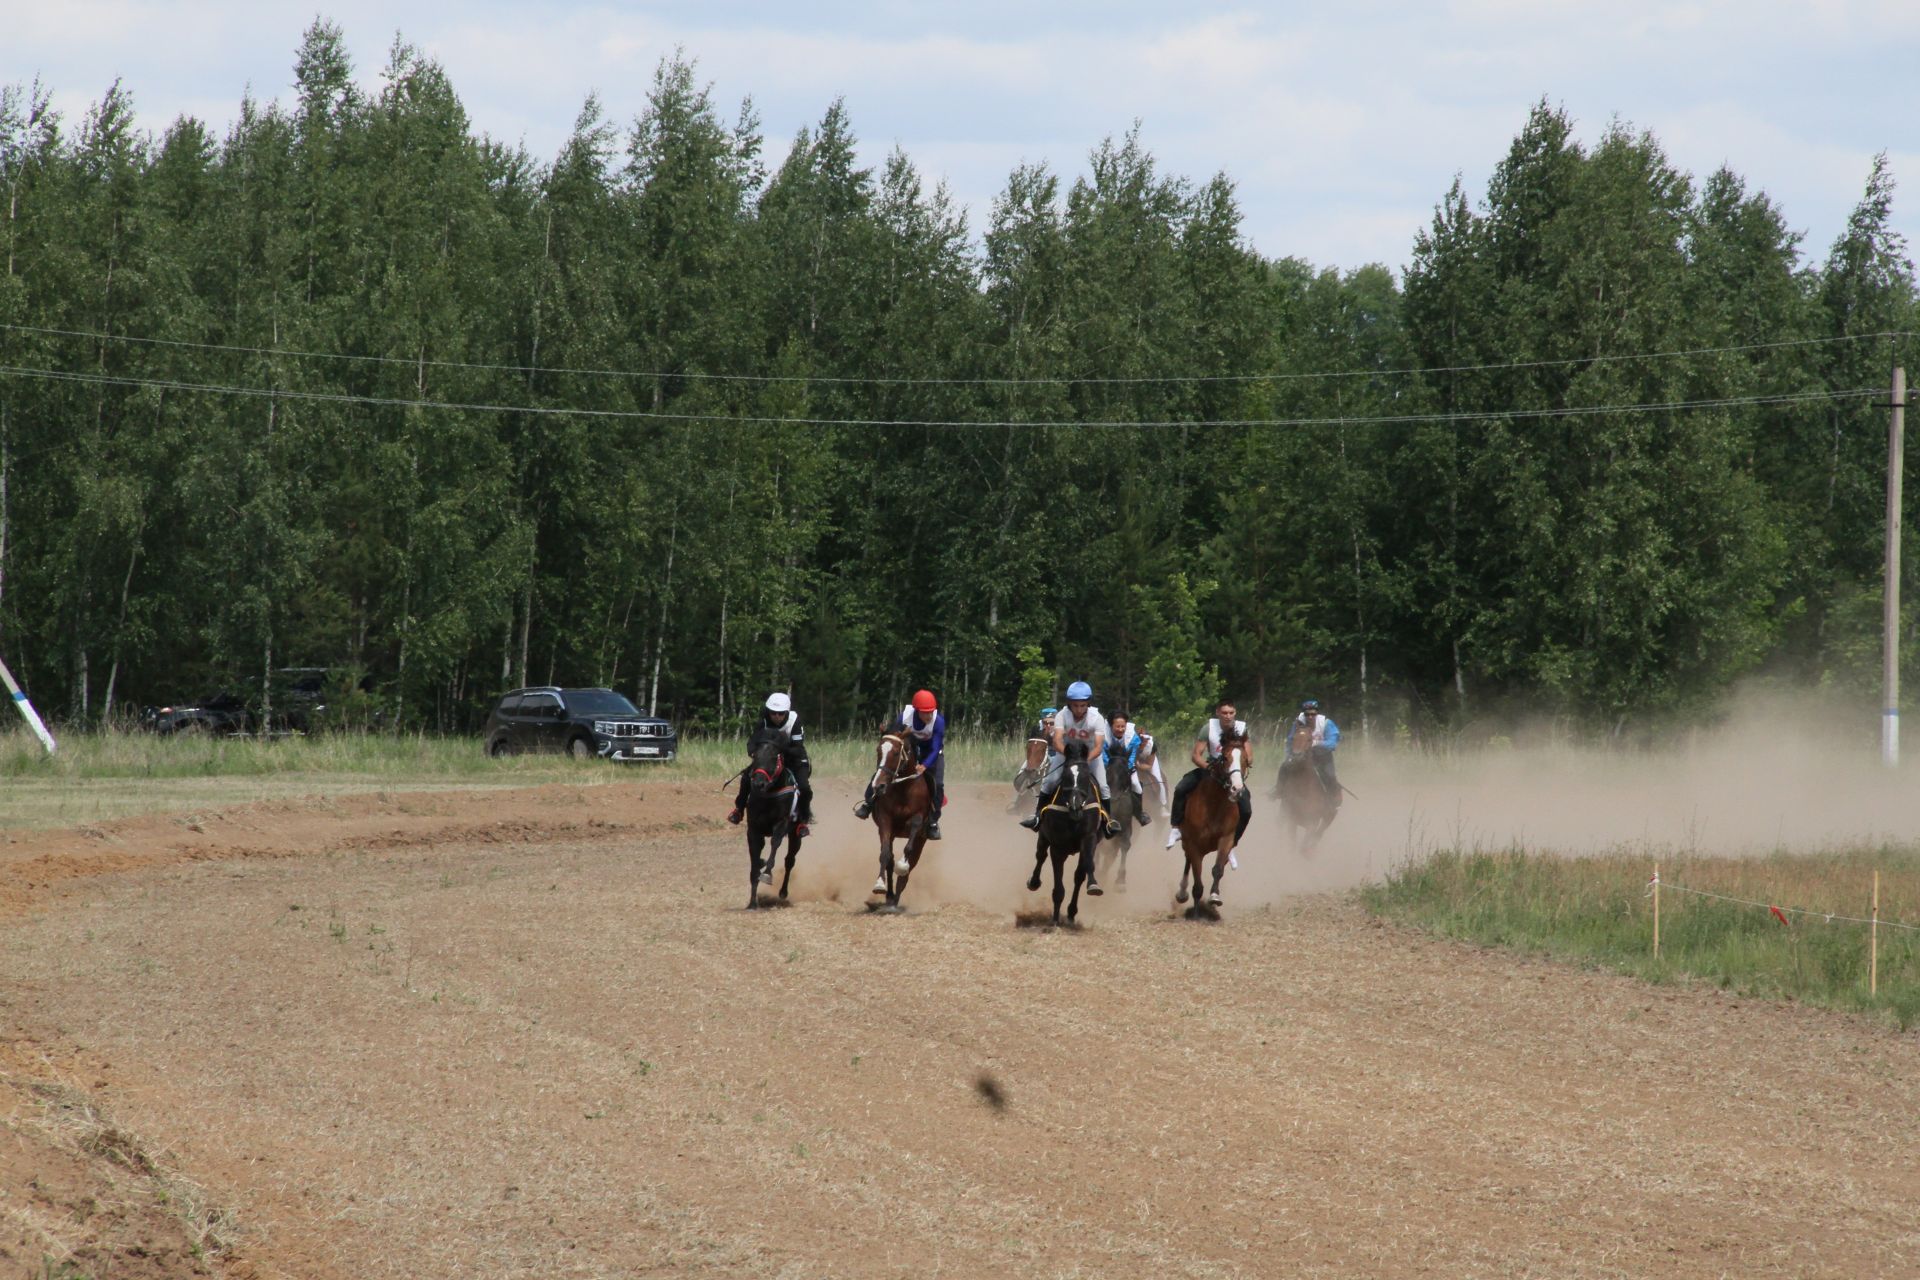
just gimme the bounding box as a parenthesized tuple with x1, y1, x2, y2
(0, 21, 1915, 740)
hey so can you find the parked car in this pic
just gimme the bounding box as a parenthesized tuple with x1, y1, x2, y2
(483, 687, 678, 762)
(140, 690, 251, 735)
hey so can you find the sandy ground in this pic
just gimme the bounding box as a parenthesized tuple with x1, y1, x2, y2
(3, 757, 1919, 1278)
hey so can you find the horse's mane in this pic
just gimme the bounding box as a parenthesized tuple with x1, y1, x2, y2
(1061, 739, 1091, 763)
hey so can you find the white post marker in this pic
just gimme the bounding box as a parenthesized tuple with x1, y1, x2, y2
(0, 653, 56, 755)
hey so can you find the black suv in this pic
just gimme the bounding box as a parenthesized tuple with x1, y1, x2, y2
(140, 668, 340, 735)
(483, 687, 678, 762)
(141, 690, 251, 735)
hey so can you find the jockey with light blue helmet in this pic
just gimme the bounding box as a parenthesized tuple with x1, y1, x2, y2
(1020, 681, 1120, 847)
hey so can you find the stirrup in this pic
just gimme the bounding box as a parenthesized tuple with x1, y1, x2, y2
(1103, 818, 1120, 837)
(927, 823, 943, 840)
(852, 800, 872, 819)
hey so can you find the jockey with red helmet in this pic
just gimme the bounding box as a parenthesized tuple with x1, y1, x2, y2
(853, 689, 947, 839)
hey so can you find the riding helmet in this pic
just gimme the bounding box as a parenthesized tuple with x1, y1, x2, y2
(765, 692, 793, 714)
(912, 689, 938, 713)
(1066, 681, 1093, 701)
(1299, 698, 1319, 712)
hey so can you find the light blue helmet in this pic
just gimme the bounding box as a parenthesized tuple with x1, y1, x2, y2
(1066, 681, 1093, 701)
(1039, 706, 1058, 718)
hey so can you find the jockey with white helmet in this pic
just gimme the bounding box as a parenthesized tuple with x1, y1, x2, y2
(729, 692, 814, 833)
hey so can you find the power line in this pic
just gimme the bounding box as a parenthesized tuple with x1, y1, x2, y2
(0, 320, 1910, 389)
(0, 363, 1884, 430)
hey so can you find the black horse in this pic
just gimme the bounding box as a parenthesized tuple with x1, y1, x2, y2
(1100, 751, 1137, 892)
(1024, 741, 1103, 925)
(745, 736, 804, 909)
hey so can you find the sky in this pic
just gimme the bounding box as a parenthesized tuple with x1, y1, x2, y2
(6, 1, 1918, 274)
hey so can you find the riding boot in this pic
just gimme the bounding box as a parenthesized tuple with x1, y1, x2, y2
(1235, 792, 1253, 844)
(927, 775, 943, 839)
(1019, 792, 1046, 830)
(852, 780, 874, 820)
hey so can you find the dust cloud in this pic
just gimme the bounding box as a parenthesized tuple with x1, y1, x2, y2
(797, 693, 1920, 914)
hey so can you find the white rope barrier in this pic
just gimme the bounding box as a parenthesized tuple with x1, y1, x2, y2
(1647, 869, 1920, 933)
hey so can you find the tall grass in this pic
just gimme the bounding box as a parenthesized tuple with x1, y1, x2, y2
(0, 726, 1034, 783)
(1363, 844, 1920, 1027)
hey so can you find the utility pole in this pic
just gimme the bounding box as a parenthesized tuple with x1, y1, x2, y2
(1885, 365, 1905, 768)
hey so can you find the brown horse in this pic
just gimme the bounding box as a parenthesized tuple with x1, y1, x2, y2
(1274, 721, 1339, 852)
(1009, 730, 1051, 813)
(1175, 730, 1250, 915)
(860, 730, 932, 912)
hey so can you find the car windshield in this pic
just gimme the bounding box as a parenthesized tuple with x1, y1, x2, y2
(564, 690, 640, 716)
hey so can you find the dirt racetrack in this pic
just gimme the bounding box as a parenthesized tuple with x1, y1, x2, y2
(4, 767, 1920, 1278)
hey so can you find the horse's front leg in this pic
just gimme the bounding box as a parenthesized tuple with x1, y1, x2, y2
(1051, 849, 1068, 925)
(779, 829, 801, 900)
(873, 816, 893, 898)
(1067, 830, 1095, 924)
(893, 828, 928, 905)
(1208, 845, 1229, 907)
(1027, 832, 1047, 892)
(758, 826, 778, 886)
(746, 831, 764, 909)
(1175, 845, 1192, 904)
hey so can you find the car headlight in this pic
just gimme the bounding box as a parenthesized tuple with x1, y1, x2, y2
(593, 720, 611, 735)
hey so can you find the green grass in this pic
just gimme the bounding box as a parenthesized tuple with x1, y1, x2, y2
(1362, 844, 1920, 1027)
(0, 726, 1032, 828)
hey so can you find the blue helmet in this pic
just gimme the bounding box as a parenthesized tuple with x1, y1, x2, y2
(1039, 706, 1058, 719)
(1299, 698, 1320, 712)
(1066, 681, 1093, 701)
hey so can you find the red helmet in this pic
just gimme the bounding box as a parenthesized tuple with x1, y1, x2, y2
(912, 689, 938, 713)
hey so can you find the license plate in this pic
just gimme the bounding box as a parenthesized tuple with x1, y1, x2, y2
(628, 746, 660, 757)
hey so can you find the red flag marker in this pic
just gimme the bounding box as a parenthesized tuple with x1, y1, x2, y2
(1769, 904, 1792, 927)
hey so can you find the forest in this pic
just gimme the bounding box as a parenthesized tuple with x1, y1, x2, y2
(0, 20, 1915, 739)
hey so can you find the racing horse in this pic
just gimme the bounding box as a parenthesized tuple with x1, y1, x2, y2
(1025, 740, 1103, 925)
(1273, 719, 1339, 851)
(1175, 727, 1249, 915)
(744, 735, 804, 908)
(860, 728, 932, 912)
(1009, 727, 1051, 813)
(1099, 749, 1137, 891)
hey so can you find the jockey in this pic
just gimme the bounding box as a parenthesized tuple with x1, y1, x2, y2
(1105, 711, 1153, 827)
(853, 689, 947, 839)
(1135, 726, 1170, 811)
(1285, 697, 1342, 806)
(728, 692, 814, 834)
(1020, 680, 1121, 841)
(1164, 698, 1253, 849)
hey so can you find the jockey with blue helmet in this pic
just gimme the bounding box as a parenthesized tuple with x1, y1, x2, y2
(1020, 681, 1121, 849)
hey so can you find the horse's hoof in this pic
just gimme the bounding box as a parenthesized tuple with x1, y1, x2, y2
(893, 857, 910, 875)
(1026, 875, 1041, 892)
(1086, 882, 1103, 897)
(871, 877, 888, 896)
(757, 869, 773, 886)
(1175, 888, 1190, 904)
(1207, 892, 1223, 907)
(1115, 880, 1129, 894)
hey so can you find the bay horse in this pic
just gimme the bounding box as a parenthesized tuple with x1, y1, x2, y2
(1175, 729, 1249, 914)
(1008, 730, 1051, 813)
(744, 736, 804, 909)
(1025, 741, 1102, 925)
(1274, 720, 1339, 852)
(860, 728, 931, 912)
(1099, 750, 1137, 892)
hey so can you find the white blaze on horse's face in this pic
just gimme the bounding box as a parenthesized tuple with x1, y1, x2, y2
(869, 737, 895, 796)
(1229, 746, 1245, 798)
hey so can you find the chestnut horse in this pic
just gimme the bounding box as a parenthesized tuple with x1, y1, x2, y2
(744, 736, 804, 909)
(1274, 720, 1338, 851)
(1024, 741, 1103, 925)
(860, 729, 932, 912)
(1009, 731, 1051, 813)
(1175, 730, 1249, 914)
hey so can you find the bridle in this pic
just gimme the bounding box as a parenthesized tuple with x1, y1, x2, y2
(1209, 738, 1246, 799)
(867, 732, 919, 797)
(751, 746, 795, 798)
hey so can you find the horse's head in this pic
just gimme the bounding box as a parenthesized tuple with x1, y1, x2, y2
(1057, 740, 1098, 816)
(1289, 718, 1314, 757)
(866, 730, 918, 798)
(1209, 732, 1248, 800)
(1024, 733, 1050, 772)
(748, 736, 787, 799)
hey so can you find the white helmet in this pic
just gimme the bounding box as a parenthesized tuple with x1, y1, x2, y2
(765, 692, 792, 714)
